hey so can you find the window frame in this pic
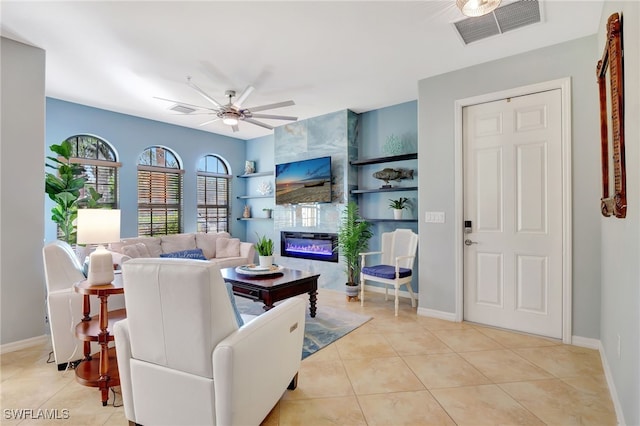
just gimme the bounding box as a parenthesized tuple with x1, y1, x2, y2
(137, 147, 184, 236)
(196, 154, 231, 233)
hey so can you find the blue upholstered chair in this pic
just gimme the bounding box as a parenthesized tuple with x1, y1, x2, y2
(359, 229, 418, 316)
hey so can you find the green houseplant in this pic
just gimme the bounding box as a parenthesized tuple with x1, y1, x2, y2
(45, 140, 102, 244)
(336, 202, 373, 288)
(255, 232, 274, 268)
(389, 197, 410, 220)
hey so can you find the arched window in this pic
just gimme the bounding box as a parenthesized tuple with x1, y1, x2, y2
(64, 134, 120, 209)
(197, 155, 231, 233)
(137, 146, 183, 236)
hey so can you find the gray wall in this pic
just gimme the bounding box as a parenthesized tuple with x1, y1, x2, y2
(417, 36, 601, 337)
(597, 2, 640, 425)
(1, 37, 46, 345)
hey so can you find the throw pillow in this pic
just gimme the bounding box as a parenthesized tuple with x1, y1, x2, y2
(122, 244, 141, 259)
(160, 233, 196, 254)
(122, 242, 151, 259)
(159, 248, 207, 261)
(216, 238, 240, 258)
(195, 232, 219, 259)
(225, 282, 244, 327)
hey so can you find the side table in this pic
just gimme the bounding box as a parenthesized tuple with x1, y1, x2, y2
(74, 273, 126, 406)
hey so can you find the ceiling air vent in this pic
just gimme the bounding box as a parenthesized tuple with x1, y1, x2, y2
(169, 104, 196, 114)
(453, 0, 541, 45)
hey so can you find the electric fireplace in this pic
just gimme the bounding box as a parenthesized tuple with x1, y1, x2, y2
(280, 231, 338, 263)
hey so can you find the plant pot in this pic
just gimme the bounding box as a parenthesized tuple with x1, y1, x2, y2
(264, 210, 272, 219)
(393, 209, 403, 220)
(259, 255, 274, 268)
(345, 283, 360, 297)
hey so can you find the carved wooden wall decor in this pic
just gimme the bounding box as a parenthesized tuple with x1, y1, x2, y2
(597, 12, 626, 218)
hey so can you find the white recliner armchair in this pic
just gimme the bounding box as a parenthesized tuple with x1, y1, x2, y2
(43, 240, 125, 370)
(114, 258, 306, 426)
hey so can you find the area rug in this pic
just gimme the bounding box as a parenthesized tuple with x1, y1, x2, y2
(234, 296, 372, 359)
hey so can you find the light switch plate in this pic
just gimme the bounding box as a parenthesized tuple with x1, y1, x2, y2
(425, 211, 446, 223)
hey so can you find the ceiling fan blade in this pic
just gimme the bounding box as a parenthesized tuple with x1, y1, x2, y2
(231, 124, 240, 132)
(248, 100, 295, 113)
(199, 118, 220, 126)
(233, 85, 254, 108)
(243, 118, 274, 130)
(186, 79, 223, 109)
(250, 113, 297, 121)
(153, 97, 217, 111)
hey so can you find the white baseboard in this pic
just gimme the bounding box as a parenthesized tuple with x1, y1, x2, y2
(571, 336, 625, 425)
(571, 335, 600, 350)
(597, 341, 626, 426)
(416, 307, 458, 322)
(0, 335, 48, 354)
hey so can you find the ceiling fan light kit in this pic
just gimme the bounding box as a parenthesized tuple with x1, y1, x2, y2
(156, 77, 297, 133)
(457, 0, 501, 17)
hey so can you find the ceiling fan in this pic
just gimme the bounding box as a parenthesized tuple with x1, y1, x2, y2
(155, 77, 297, 132)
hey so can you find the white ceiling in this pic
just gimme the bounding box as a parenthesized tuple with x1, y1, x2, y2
(1, 1, 604, 140)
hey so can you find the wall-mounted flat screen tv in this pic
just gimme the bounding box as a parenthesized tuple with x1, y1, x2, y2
(275, 156, 332, 205)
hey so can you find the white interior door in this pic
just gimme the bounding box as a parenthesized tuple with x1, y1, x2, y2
(463, 89, 563, 338)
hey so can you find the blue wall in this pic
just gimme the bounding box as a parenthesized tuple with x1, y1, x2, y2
(45, 98, 248, 242)
(44, 98, 419, 286)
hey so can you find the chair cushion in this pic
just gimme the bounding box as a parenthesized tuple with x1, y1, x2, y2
(362, 264, 412, 279)
(159, 248, 207, 261)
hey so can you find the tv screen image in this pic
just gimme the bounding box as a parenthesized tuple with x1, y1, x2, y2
(275, 156, 332, 204)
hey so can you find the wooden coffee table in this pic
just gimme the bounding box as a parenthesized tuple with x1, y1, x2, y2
(220, 267, 319, 317)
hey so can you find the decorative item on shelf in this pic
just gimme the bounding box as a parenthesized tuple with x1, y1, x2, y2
(382, 134, 405, 156)
(256, 180, 273, 196)
(389, 197, 410, 220)
(244, 160, 256, 175)
(335, 202, 372, 302)
(373, 167, 414, 188)
(262, 208, 273, 219)
(255, 232, 274, 268)
(243, 205, 251, 218)
(77, 209, 121, 285)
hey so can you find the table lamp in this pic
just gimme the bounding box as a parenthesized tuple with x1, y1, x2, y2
(77, 209, 121, 285)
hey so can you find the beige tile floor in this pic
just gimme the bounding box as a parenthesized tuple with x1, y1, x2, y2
(1, 289, 616, 425)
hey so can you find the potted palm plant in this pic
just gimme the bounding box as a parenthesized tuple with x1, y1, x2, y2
(336, 202, 372, 299)
(255, 233, 274, 268)
(389, 197, 410, 220)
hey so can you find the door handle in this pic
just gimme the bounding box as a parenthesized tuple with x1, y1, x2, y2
(464, 239, 478, 246)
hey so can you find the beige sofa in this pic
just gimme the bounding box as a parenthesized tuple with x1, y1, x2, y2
(109, 232, 256, 269)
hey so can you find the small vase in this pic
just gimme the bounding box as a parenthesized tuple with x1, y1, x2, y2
(259, 255, 273, 268)
(393, 209, 403, 220)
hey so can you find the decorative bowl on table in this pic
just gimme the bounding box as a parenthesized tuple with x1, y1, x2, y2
(235, 264, 284, 276)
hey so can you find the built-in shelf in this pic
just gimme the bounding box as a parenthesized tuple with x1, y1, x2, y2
(351, 186, 418, 194)
(237, 171, 273, 178)
(237, 217, 273, 221)
(237, 195, 272, 199)
(350, 153, 417, 166)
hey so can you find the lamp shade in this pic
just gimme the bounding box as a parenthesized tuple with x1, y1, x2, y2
(456, 0, 501, 17)
(77, 209, 121, 245)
